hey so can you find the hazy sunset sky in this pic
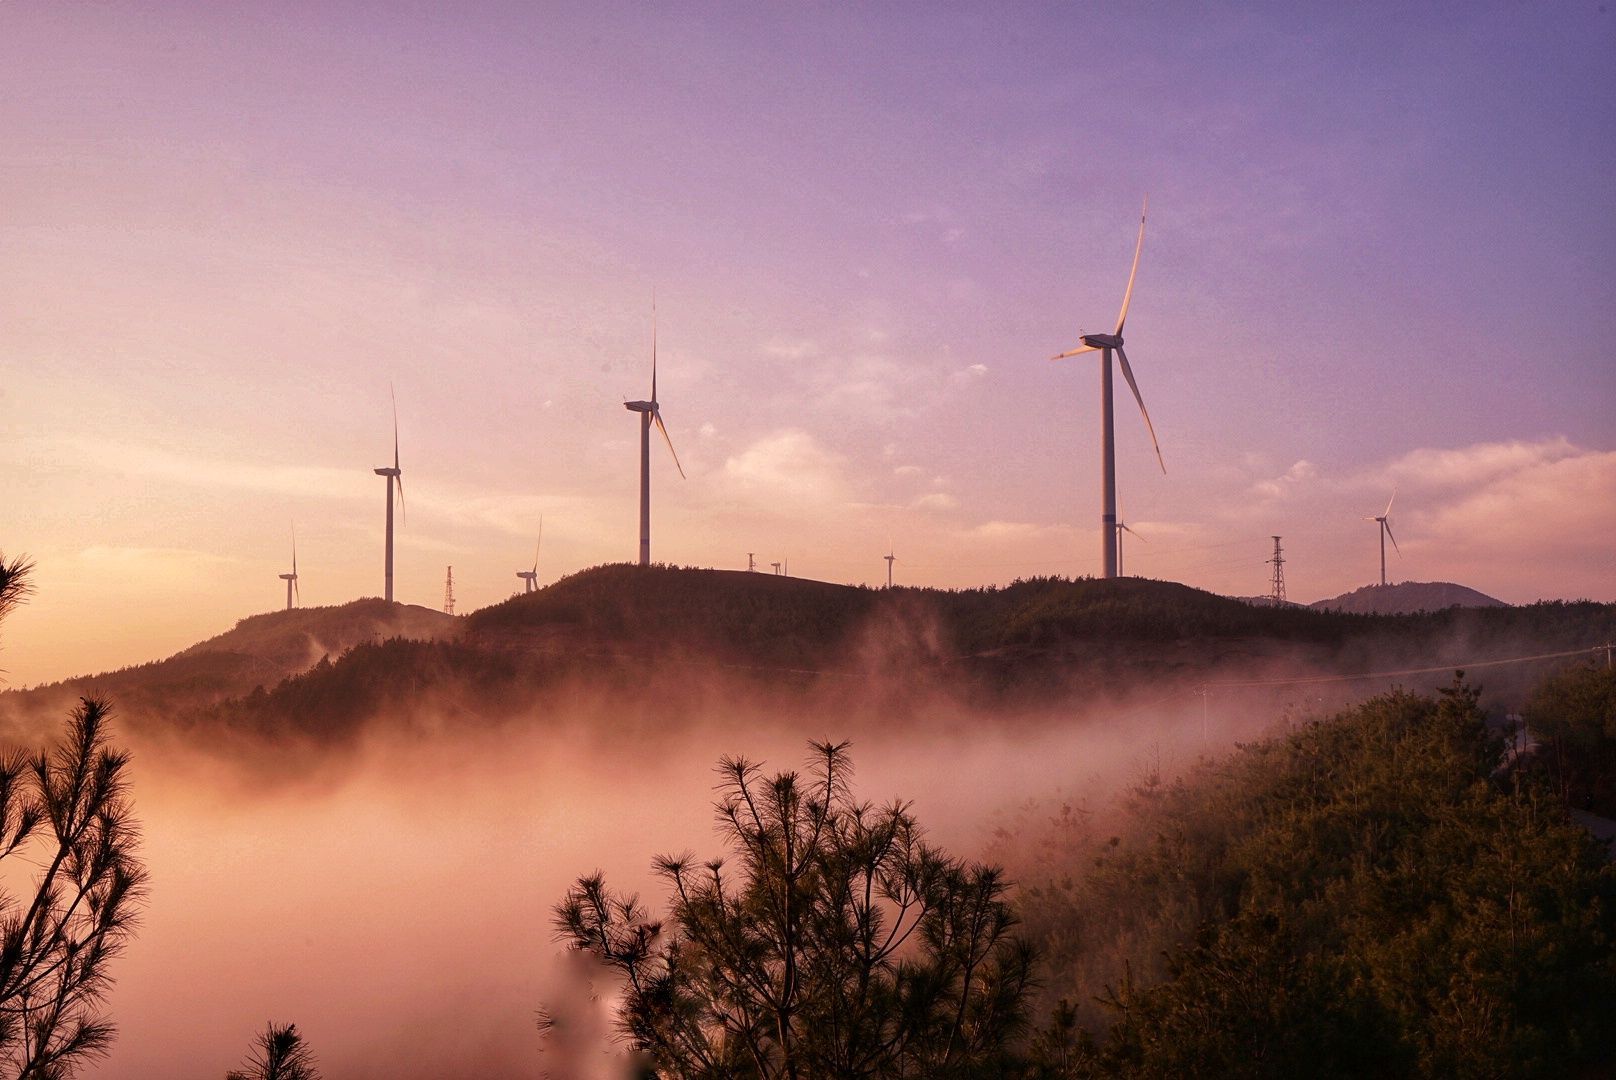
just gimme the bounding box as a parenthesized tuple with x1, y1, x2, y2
(4, 2, 1613, 685)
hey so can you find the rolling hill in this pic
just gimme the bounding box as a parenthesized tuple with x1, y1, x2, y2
(0, 599, 456, 740)
(1310, 581, 1508, 615)
(3, 565, 1610, 753)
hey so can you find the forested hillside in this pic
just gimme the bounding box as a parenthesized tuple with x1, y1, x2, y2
(4, 564, 1612, 753)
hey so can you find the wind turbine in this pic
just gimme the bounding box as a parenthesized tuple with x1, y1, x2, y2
(884, 543, 896, 588)
(1366, 489, 1400, 586)
(623, 301, 684, 566)
(277, 529, 299, 611)
(1051, 197, 1165, 579)
(373, 387, 405, 602)
(1114, 518, 1146, 578)
(517, 518, 543, 594)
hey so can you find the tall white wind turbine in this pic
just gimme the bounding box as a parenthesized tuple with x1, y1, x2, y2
(517, 518, 543, 594)
(1051, 198, 1165, 579)
(278, 529, 299, 611)
(623, 304, 684, 566)
(1367, 489, 1400, 586)
(373, 387, 405, 602)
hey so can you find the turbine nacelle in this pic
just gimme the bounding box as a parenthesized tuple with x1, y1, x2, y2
(623, 400, 655, 413)
(373, 466, 401, 477)
(1081, 332, 1122, 350)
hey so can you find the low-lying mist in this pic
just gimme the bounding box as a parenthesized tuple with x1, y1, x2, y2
(94, 675, 1254, 1079)
(34, 584, 1597, 1078)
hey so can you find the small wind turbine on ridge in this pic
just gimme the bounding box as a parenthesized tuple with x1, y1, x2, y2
(1114, 501, 1146, 578)
(1050, 197, 1165, 579)
(884, 540, 896, 589)
(517, 517, 543, 594)
(278, 527, 299, 611)
(623, 296, 684, 566)
(373, 385, 405, 602)
(1367, 489, 1400, 586)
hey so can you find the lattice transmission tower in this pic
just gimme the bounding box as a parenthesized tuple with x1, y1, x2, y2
(1268, 537, 1286, 605)
(444, 565, 456, 615)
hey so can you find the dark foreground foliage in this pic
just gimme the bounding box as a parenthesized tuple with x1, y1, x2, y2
(1524, 660, 1616, 816)
(225, 1022, 321, 1080)
(0, 554, 147, 1078)
(1025, 679, 1616, 1079)
(549, 741, 1035, 1079)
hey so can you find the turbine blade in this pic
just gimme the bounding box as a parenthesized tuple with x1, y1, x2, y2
(391, 383, 400, 471)
(1115, 346, 1165, 473)
(294, 577, 300, 604)
(1384, 487, 1397, 518)
(1114, 195, 1147, 335)
(1051, 344, 1101, 360)
(1385, 520, 1401, 555)
(653, 409, 686, 478)
(533, 519, 542, 574)
(651, 293, 658, 404)
(1120, 522, 1149, 542)
(395, 475, 406, 524)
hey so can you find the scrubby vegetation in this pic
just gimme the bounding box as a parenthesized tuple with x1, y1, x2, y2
(1010, 678, 1616, 1078)
(1525, 660, 1616, 816)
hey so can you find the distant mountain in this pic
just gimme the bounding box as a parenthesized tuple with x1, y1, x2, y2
(0, 599, 456, 738)
(1309, 582, 1507, 616)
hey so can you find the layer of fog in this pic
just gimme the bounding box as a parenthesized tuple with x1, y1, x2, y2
(70, 626, 1565, 1079)
(85, 685, 1261, 1080)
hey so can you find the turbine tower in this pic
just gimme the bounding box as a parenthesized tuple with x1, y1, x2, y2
(623, 302, 684, 566)
(517, 519, 543, 594)
(277, 530, 299, 611)
(1366, 490, 1400, 586)
(373, 387, 405, 602)
(1051, 197, 1165, 579)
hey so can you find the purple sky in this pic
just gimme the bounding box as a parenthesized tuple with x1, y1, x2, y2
(3, 2, 1614, 684)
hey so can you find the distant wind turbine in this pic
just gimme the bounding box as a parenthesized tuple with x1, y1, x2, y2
(373, 386, 405, 603)
(517, 518, 543, 594)
(1114, 518, 1146, 578)
(277, 529, 299, 611)
(1366, 489, 1400, 586)
(1051, 197, 1165, 579)
(884, 545, 896, 589)
(623, 301, 684, 566)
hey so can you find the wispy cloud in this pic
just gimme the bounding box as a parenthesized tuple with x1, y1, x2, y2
(909, 492, 959, 512)
(717, 430, 861, 511)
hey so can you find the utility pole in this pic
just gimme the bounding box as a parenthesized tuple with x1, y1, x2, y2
(443, 566, 455, 615)
(1268, 536, 1286, 605)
